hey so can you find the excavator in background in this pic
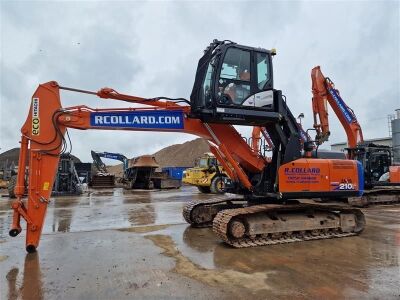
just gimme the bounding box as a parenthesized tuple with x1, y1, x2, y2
(10, 40, 365, 253)
(91, 151, 129, 174)
(311, 66, 400, 206)
(90, 150, 116, 187)
(91, 150, 181, 189)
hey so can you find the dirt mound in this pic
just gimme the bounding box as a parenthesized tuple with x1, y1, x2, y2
(154, 138, 209, 167)
(107, 138, 210, 176)
(0, 148, 21, 166)
(0, 148, 81, 167)
(107, 164, 124, 177)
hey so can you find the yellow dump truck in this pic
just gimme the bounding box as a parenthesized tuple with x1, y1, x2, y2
(182, 153, 228, 194)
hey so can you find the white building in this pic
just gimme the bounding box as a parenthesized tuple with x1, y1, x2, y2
(330, 137, 392, 152)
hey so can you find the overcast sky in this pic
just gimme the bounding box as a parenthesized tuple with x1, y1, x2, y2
(1, 0, 399, 163)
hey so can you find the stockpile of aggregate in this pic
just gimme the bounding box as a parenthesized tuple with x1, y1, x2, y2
(154, 138, 209, 167)
(0, 148, 81, 166)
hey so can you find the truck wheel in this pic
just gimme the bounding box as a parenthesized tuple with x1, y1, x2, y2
(210, 176, 225, 194)
(197, 186, 211, 193)
(7, 175, 17, 198)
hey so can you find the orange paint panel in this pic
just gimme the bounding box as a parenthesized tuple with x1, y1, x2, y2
(279, 159, 360, 193)
(328, 160, 361, 192)
(279, 159, 330, 193)
(389, 166, 400, 183)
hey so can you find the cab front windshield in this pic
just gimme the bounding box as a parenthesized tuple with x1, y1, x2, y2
(198, 158, 209, 168)
(198, 157, 217, 168)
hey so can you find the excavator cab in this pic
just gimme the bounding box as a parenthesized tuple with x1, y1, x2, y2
(352, 144, 392, 187)
(190, 40, 282, 125)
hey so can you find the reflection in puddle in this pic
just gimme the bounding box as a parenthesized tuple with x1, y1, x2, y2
(52, 209, 73, 232)
(146, 234, 271, 296)
(1, 186, 238, 236)
(6, 253, 43, 300)
(182, 226, 215, 253)
(128, 204, 155, 226)
(161, 222, 400, 299)
(0, 188, 399, 299)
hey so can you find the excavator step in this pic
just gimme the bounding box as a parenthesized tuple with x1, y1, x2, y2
(212, 204, 365, 248)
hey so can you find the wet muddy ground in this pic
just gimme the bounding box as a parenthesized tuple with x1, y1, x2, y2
(0, 186, 399, 299)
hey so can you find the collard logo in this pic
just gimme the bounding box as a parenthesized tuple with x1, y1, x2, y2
(284, 167, 320, 174)
(328, 88, 354, 124)
(283, 167, 320, 184)
(90, 110, 184, 129)
(32, 98, 40, 135)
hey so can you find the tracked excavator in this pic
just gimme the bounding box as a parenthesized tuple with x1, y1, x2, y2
(10, 40, 365, 253)
(311, 66, 400, 206)
(91, 151, 129, 173)
(90, 150, 117, 187)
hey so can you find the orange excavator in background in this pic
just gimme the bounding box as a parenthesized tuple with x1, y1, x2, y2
(311, 66, 400, 205)
(11, 40, 365, 253)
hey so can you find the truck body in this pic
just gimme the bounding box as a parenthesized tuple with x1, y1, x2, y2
(182, 153, 229, 193)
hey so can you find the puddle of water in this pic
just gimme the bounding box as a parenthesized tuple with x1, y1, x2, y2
(146, 234, 271, 295)
(149, 221, 400, 299)
(117, 224, 170, 233)
(5, 253, 44, 300)
(0, 255, 8, 262)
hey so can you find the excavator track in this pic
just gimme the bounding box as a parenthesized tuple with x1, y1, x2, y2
(183, 197, 245, 228)
(348, 187, 400, 207)
(212, 203, 365, 248)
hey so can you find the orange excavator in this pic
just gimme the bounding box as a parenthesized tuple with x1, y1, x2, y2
(311, 66, 400, 205)
(11, 40, 365, 253)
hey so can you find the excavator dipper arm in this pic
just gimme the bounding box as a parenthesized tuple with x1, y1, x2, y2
(311, 66, 363, 157)
(311, 66, 400, 206)
(11, 81, 266, 252)
(91, 151, 129, 174)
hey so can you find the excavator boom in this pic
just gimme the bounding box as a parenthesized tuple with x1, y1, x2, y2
(311, 66, 363, 156)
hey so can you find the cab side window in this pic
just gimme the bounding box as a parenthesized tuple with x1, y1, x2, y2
(256, 52, 269, 90)
(201, 62, 213, 106)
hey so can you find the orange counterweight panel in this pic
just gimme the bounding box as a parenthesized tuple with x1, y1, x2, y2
(279, 158, 362, 194)
(389, 166, 400, 183)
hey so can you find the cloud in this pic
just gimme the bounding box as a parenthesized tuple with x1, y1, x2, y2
(1, 1, 399, 162)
